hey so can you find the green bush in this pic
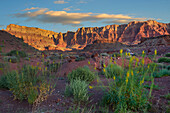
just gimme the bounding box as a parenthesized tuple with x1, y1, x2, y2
(0, 63, 5, 68)
(0, 65, 54, 104)
(112, 53, 121, 58)
(3, 56, 18, 63)
(104, 64, 124, 78)
(167, 65, 170, 70)
(165, 53, 170, 57)
(65, 79, 89, 102)
(75, 56, 86, 62)
(158, 57, 170, 63)
(47, 63, 60, 72)
(159, 69, 170, 76)
(67, 66, 95, 82)
(6, 50, 27, 58)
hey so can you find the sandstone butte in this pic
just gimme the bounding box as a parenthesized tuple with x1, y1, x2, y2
(5, 20, 170, 51)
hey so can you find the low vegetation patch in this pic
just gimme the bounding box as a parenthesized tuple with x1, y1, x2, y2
(67, 66, 95, 82)
(6, 50, 28, 58)
(75, 56, 86, 62)
(0, 65, 54, 104)
(65, 79, 89, 102)
(158, 57, 170, 63)
(165, 53, 170, 57)
(3, 56, 19, 63)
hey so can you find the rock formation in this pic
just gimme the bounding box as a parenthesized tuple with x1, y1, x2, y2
(5, 20, 170, 51)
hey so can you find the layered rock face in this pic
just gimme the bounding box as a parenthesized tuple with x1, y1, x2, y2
(6, 20, 170, 51)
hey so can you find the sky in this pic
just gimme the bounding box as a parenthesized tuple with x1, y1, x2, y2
(0, 0, 170, 33)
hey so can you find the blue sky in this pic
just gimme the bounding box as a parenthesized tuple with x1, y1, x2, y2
(0, 0, 170, 33)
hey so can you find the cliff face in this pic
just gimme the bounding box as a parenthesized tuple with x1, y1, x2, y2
(6, 20, 170, 51)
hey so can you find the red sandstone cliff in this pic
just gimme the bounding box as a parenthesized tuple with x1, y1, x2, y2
(5, 20, 170, 51)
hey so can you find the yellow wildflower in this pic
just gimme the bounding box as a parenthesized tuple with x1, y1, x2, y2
(126, 78, 128, 83)
(120, 49, 123, 54)
(37, 62, 39, 65)
(42, 54, 44, 58)
(103, 68, 106, 72)
(131, 70, 133, 76)
(114, 54, 116, 58)
(133, 56, 135, 59)
(136, 58, 139, 62)
(89, 86, 93, 89)
(137, 71, 139, 74)
(94, 67, 96, 70)
(127, 72, 130, 77)
(142, 59, 144, 65)
(113, 76, 116, 80)
(38, 67, 41, 70)
(16, 51, 19, 56)
(61, 54, 62, 57)
(111, 57, 113, 60)
(45, 67, 47, 71)
(128, 53, 131, 56)
(125, 52, 127, 56)
(103, 64, 106, 68)
(114, 61, 116, 64)
(9, 59, 12, 63)
(147, 65, 150, 69)
(142, 50, 145, 55)
(97, 79, 99, 82)
(88, 61, 90, 65)
(154, 49, 157, 55)
(29, 58, 30, 61)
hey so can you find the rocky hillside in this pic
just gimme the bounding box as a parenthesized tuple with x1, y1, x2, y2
(5, 20, 170, 51)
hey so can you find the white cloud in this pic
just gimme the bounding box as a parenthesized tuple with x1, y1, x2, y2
(13, 8, 147, 26)
(22, 7, 40, 11)
(54, 0, 68, 4)
(74, 8, 81, 11)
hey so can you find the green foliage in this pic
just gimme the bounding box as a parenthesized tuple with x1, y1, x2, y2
(0, 63, 5, 68)
(159, 69, 170, 76)
(0, 65, 54, 104)
(112, 53, 121, 58)
(104, 64, 124, 78)
(75, 56, 86, 62)
(44, 62, 60, 72)
(167, 65, 170, 70)
(65, 79, 89, 102)
(67, 66, 95, 82)
(3, 56, 19, 63)
(6, 50, 27, 58)
(144, 84, 161, 90)
(158, 57, 170, 63)
(101, 55, 156, 112)
(165, 53, 170, 57)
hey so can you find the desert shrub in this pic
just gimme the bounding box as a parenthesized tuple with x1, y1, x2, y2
(159, 69, 170, 76)
(112, 53, 121, 58)
(158, 57, 170, 63)
(75, 56, 86, 62)
(47, 63, 60, 72)
(0, 63, 5, 68)
(67, 66, 95, 82)
(104, 64, 124, 78)
(165, 53, 170, 57)
(6, 50, 27, 58)
(0, 65, 54, 104)
(65, 79, 89, 102)
(100, 51, 156, 112)
(0, 71, 17, 89)
(167, 65, 170, 70)
(3, 56, 18, 63)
